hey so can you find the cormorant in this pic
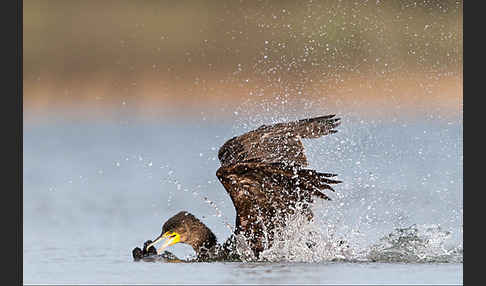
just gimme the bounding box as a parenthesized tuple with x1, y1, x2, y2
(133, 115, 342, 262)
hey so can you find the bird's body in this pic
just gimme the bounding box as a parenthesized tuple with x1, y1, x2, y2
(134, 115, 342, 262)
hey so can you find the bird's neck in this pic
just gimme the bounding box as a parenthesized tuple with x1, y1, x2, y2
(194, 233, 242, 262)
(190, 224, 218, 256)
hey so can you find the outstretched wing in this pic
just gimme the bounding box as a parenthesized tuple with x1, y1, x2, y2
(216, 162, 341, 256)
(216, 115, 341, 257)
(218, 115, 340, 168)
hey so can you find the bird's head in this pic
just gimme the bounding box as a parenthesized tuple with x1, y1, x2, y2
(146, 211, 217, 255)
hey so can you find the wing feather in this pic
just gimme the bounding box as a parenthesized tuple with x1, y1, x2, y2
(216, 115, 342, 257)
(218, 115, 340, 167)
(216, 162, 341, 256)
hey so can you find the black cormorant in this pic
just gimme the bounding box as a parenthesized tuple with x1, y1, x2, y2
(133, 115, 342, 262)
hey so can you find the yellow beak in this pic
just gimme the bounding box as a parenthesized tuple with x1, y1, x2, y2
(146, 232, 180, 254)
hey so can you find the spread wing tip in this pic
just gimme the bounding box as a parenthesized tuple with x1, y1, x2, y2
(295, 115, 341, 139)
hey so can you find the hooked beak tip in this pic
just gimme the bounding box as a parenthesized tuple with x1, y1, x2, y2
(146, 235, 164, 252)
(146, 233, 177, 255)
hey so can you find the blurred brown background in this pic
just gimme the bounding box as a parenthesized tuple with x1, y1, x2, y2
(23, 0, 462, 121)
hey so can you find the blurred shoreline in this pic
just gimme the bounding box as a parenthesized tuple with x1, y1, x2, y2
(24, 70, 462, 122)
(23, 0, 462, 123)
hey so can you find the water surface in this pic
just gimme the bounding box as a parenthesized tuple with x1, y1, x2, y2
(23, 115, 462, 284)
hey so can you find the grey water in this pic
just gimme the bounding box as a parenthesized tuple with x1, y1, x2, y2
(23, 114, 462, 284)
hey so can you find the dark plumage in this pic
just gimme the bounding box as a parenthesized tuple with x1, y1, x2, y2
(163, 211, 218, 256)
(137, 115, 342, 261)
(218, 114, 340, 168)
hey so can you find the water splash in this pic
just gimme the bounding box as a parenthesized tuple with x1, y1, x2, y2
(259, 214, 353, 263)
(256, 214, 462, 263)
(365, 224, 463, 263)
(164, 168, 235, 234)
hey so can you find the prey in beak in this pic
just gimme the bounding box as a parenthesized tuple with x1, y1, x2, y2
(146, 232, 181, 254)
